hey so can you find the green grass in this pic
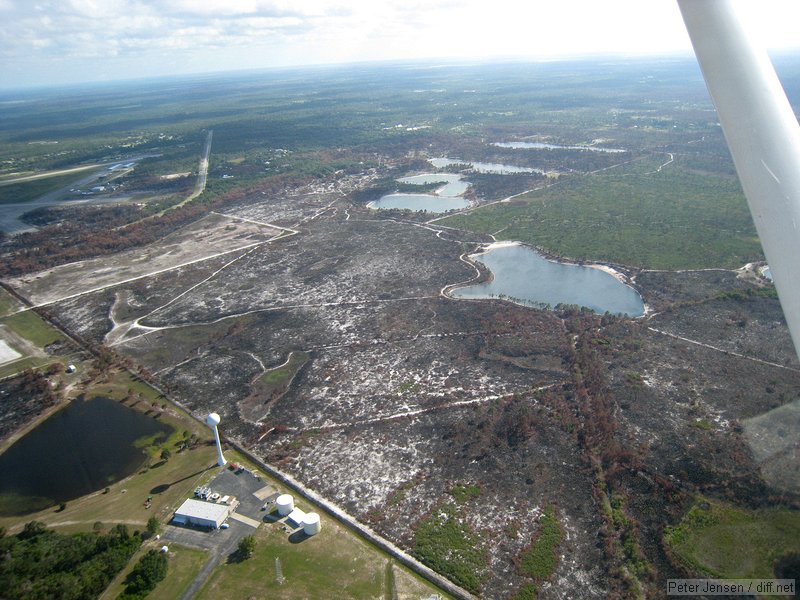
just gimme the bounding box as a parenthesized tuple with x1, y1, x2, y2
(443, 156, 763, 270)
(511, 582, 538, 600)
(518, 505, 562, 580)
(397, 380, 420, 394)
(0, 305, 69, 378)
(450, 483, 482, 504)
(259, 351, 309, 386)
(197, 513, 383, 599)
(99, 540, 209, 600)
(0, 309, 65, 347)
(0, 171, 89, 205)
(413, 503, 488, 594)
(664, 497, 800, 578)
(101, 543, 209, 600)
(0, 356, 56, 379)
(0, 288, 24, 318)
(149, 545, 209, 600)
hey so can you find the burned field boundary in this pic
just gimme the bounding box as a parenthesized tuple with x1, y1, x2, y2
(6, 172, 800, 599)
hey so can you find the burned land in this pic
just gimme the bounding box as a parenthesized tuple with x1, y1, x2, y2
(6, 174, 795, 598)
(2, 57, 800, 599)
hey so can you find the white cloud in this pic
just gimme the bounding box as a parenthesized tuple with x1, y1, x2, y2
(0, 0, 798, 88)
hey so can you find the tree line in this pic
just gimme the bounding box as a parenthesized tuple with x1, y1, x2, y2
(0, 172, 307, 278)
(0, 522, 141, 600)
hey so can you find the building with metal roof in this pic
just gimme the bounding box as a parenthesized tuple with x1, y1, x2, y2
(172, 498, 232, 529)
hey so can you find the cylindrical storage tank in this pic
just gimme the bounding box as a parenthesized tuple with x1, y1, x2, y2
(276, 494, 294, 516)
(303, 512, 321, 536)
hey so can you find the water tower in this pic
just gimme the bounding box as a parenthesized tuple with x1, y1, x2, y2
(206, 412, 227, 467)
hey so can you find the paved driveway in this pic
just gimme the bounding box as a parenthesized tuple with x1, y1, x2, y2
(160, 465, 278, 599)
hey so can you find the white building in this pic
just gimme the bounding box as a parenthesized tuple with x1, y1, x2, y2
(172, 498, 232, 529)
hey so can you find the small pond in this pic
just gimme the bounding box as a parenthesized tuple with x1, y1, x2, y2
(397, 173, 470, 197)
(369, 172, 471, 213)
(451, 243, 645, 316)
(0, 395, 172, 515)
(368, 194, 470, 212)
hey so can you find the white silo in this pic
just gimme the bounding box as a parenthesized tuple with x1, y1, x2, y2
(303, 512, 321, 536)
(276, 494, 294, 516)
(206, 412, 227, 467)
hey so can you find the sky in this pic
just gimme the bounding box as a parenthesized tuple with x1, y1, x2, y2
(1, 0, 800, 90)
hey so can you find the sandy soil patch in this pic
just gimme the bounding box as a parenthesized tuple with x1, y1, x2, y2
(0, 339, 21, 365)
(6, 212, 285, 306)
(0, 324, 44, 363)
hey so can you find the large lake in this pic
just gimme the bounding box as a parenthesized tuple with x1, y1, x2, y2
(0, 396, 172, 515)
(452, 243, 645, 316)
(369, 172, 470, 212)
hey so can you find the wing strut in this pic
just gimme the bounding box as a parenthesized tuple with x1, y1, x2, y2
(678, 0, 800, 360)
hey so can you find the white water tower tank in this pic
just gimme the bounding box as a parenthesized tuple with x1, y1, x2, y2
(276, 494, 294, 516)
(206, 412, 226, 467)
(303, 512, 321, 536)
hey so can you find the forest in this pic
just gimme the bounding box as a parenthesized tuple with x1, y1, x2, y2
(0, 522, 142, 600)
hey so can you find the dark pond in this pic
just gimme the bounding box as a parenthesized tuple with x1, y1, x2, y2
(0, 395, 171, 515)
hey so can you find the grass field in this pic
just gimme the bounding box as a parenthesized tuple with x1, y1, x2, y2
(0, 309, 65, 347)
(0, 288, 24, 317)
(0, 171, 89, 205)
(664, 497, 800, 578)
(194, 505, 449, 600)
(101, 543, 209, 600)
(443, 155, 763, 270)
(0, 302, 71, 378)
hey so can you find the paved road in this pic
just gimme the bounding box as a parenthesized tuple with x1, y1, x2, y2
(0, 164, 104, 186)
(160, 465, 276, 599)
(162, 130, 213, 215)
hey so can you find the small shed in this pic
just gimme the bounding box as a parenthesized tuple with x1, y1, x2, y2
(172, 498, 232, 529)
(286, 508, 307, 528)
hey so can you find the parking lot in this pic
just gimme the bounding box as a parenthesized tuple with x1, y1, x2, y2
(161, 464, 279, 599)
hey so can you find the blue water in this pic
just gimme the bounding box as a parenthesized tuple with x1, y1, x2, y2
(452, 244, 645, 316)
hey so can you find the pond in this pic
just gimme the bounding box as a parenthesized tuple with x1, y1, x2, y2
(428, 157, 542, 174)
(451, 242, 645, 317)
(369, 172, 471, 213)
(368, 194, 470, 212)
(397, 173, 470, 197)
(0, 395, 172, 515)
(493, 141, 627, 153)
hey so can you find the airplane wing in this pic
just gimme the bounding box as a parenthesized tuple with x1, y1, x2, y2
(678, 0, 800, 360)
